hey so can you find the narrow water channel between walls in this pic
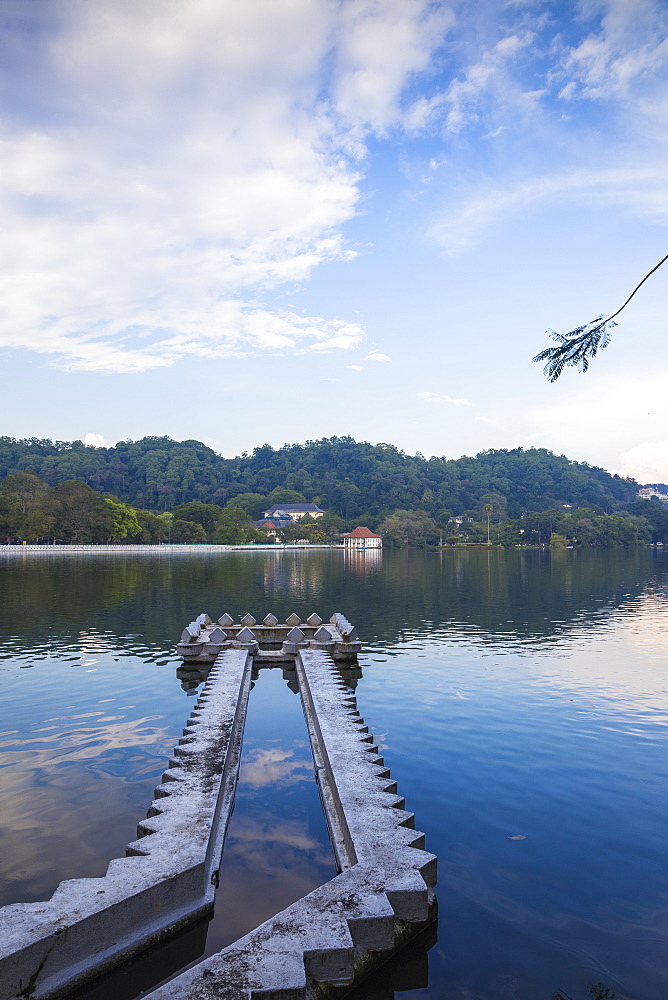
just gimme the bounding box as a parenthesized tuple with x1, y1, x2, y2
(68, 659, 436, 1000)
(205, 663, 336, 953)
(71, 664, 336, 1000)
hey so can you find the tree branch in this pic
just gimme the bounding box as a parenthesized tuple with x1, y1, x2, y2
(533, 254, 668, 382)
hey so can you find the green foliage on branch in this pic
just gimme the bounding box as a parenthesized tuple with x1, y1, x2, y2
(535, 254, 667, 380)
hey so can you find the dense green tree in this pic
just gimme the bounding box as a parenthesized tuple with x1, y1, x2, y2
(104, 497, 142, 541)
(315, 512, 348, 538)
(209, 506, 264, 545)
(224, 492, 266, 520)
(0, 436, 642, 527)
(379, 510, 439, 547)
(133, 510, 168, 543)
(172, 502, 224, 537)
(0, 471, 56, 540)
(170, 519, 206, 543)
(277, 514, 328, 544)
(223, 505, 254, 527)
(497, 520, 522, 546)
(625, 498, 668, 543)
(265, 487, 307, 506)
(0, 459, 656, 549)
(516, 507, 651, 548)
(478, 492, 507, 519)
(211, 519, 245, 544)
(53, 480, 115, 542)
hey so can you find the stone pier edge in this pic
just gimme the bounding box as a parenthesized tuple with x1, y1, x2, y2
(145, 646, 437, 1000)
(0, 619, 437, 1000)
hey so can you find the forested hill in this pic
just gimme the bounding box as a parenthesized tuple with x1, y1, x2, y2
(0, 435, 638, 520)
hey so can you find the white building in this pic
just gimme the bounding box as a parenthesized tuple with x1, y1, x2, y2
(341, 526, 382, 549)
(638, 487, 668, 501)
(262, 503, 325, 521)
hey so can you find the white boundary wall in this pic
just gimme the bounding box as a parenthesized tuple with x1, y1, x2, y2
(0, 544, 341, 553)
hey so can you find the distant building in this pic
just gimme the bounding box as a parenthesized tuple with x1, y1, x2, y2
(638, 487, 668, 501)
(253, 518, 283, 538)
(262, 503, 325, 521)
(638, 487, 668, 508)
(342, 526, 382, 549)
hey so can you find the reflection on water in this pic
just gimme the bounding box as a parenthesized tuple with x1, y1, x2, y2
(342, 922, 437, 1000)
(204, 665, 334, 954)
(553, 987, 617, 1000)
(0, 548, 667, 1000)
(0, 620, 182, 905)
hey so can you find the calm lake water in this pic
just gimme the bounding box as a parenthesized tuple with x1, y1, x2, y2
(0, 547, 667, 1000)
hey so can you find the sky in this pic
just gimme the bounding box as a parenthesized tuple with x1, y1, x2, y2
(1, 0, 667, 482)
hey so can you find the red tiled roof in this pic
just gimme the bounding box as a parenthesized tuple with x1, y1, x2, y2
(343, 526, 381, 538)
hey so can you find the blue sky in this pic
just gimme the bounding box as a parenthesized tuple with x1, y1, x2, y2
(1, 0, 667, 481)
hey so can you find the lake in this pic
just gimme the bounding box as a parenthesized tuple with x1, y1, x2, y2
(0, 547, 666, 1000)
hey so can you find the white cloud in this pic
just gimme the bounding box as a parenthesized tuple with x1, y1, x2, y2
(333, 0, 454, 134)
(84, 433, 107, 448)
(240, 747, 312, 789)
(420, 391, 472, 406)
(347, 364, 363, 371)
(0, 296, 365, 374)
(0, 0, 448, 373)
(365, 349, 392, 362)
(404, 31, 539, 135)
(557, 0, 668, 101)
(524, 371, 668, 480)
(428, 165, 668, 252)
(617, 439, 668, 483)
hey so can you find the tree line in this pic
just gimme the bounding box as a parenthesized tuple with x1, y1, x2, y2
(2, 465, 667, 547)
(377, 502, 667, 548)
(0, 475, 348, 545)
(0, 435, 640, 521)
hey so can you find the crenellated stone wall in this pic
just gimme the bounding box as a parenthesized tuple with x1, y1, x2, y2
(0, 613, 436, 1000)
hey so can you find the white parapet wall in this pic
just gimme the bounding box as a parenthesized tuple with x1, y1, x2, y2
(0, 544, 342, 553)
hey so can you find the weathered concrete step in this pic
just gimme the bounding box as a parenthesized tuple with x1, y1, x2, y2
(145, 856, 434, 1000)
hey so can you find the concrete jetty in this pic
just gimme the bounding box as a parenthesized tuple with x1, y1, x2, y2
(0, 613, 436, 999)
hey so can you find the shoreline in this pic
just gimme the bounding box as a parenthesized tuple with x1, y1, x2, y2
(0, 543, 343, 553)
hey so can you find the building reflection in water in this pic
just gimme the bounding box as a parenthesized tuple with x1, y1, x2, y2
(262, 547, 327, 598)
(343, 547, 382, 576)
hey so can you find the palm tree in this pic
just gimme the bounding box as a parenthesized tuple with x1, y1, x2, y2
(483, 504, 492, 544)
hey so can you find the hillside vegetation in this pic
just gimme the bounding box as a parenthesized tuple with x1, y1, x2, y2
(3, 435, 667, 546)
(0, 435, 639, 520)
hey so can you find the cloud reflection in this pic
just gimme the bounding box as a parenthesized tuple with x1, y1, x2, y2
(239, 745, 313, 789)
(210, 813, 335, 952)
